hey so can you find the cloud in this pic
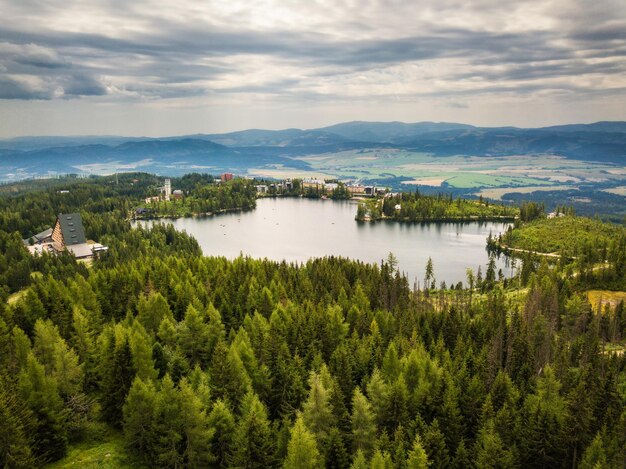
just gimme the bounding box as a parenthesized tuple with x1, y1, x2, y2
(0, 75, 52, 99)
(0, 0, 624, 134)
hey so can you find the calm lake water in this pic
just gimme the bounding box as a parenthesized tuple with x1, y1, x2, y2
(137, 197, 512, 286)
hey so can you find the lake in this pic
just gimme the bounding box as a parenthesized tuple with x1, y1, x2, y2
(136, 197, 512, 286)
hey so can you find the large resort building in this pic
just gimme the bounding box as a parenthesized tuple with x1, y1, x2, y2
(24, 213, 107, 259)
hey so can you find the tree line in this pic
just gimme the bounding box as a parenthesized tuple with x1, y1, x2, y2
(356, 191, 518, 222)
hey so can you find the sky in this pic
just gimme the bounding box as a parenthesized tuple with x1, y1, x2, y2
(0, 0, 625, 137)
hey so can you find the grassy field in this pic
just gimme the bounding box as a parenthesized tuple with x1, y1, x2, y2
(293, 150, 623, 194)
(587, 290, 626, 312)
(47, 431, 145, 469)
(443, 172, 551, 189)
(477, 185, 573, 201)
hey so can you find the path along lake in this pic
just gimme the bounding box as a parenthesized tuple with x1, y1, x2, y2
(137, 197, 513, 286)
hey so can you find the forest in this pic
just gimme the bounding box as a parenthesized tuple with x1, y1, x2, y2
(0, 174, 625, 468)
(493, 206, 626, 291)
(141, 177, 258, 219)
(356, 191, 518, 222)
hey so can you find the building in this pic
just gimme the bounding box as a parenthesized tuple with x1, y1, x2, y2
(23, 228, 53, 246)
(255, 184, 268, 194)
(172, 189, 184, 200)
(51, 213, 93, 259)
(348, 185, 365, 195)
(302, 178, 325, 190)
(24, 213, 108, 260)
(221, 173, 234, 182)
(163, 178, 172, 200)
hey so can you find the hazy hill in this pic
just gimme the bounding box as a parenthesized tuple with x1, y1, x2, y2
(539, 121, 626, 133)
(319, 120, 476, 143)
(0, 138, 310, 180)
(0, 121, 624, 181)
(400, 128, 626, 163)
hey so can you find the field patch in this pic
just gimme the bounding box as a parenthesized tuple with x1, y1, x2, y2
(444, 173, 552, 189)
(401, 177, 448, 186)
(602, 186, 626, 197)
(478, 185, 573, 201)
(46, 431, 145, 469)
(587, 290, 626, 313)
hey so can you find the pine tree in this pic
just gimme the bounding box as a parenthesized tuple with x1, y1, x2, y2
(579, 434, 607, 469)
(406, 434, 429, 469)
(382, 342, 402, 383)
(207, 400, 236, 467)
(369, 449, 393, 469)
(229, 391, 275, 468)
(129, 320, 157, 382)
(303, 371, 336, 445)
(33, 319, 84, 399)
(18, 353, 67, 461)
(101, 334, 135, 427)
(326, 427, 350, 469)
(123, 377, 158, 462)
(351, 388, 377, 457)
(209, 340, 252, 408)
(157, 316, 178, 348)
(179, 304, 213, 366)
(152, 376, 184, 468)
(283, 415, 323, 469)
(136, 292, 173, 336)
(423, 419, 449, 469)
(350, 450, 368, 469)
(474, 420, 514, 469)
(439, 377, 464, 451)
(0, 376, 35, 467)
(366, 369, 389, 429)
(452, 438, 471, 469)
(383, 376, 409, 435)
(178, 379, 215, 467)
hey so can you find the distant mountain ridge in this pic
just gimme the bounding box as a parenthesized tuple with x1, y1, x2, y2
(0, 121, 624, 181)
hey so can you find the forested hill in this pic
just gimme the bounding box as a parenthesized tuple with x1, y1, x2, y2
(1, 121, 625, 182)
(0, 176, 625, 468)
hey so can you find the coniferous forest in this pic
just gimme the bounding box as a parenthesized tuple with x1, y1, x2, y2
(0, 174, 625, 468)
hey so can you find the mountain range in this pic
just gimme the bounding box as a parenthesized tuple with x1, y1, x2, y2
(0, 121, 625, 181)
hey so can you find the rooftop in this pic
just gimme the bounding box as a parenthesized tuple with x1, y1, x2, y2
(57, 213, 87, 245)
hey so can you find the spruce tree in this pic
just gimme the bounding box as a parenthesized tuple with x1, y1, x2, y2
(351, 388, 377, 457)
(283, 415, 323, 469)
(229, 391, 275, 468)
(207, 400, 236, 468)
(406, 434, 429, 469)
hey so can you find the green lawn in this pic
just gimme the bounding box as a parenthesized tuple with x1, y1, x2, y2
(47, 431, 145, 469)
